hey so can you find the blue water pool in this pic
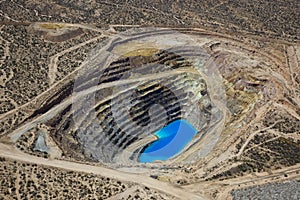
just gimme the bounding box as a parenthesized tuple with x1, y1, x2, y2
(139, 119, 198, 163)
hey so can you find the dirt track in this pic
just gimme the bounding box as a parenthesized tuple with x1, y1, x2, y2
(0, 143, 208, 200)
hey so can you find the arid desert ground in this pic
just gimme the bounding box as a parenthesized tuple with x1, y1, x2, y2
(0, 1, 299, 199)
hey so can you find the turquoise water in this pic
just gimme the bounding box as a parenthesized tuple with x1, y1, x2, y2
(139, 119, 198, 163)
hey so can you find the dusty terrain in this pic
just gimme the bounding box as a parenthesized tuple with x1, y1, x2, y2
(0, 0, 299, 199)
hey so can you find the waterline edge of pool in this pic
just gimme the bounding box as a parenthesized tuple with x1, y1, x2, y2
(139, 119, 198, 163)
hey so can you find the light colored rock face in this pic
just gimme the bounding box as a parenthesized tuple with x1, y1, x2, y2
(6, 25, 289, 169)
(0, 0, 299, 199)
(0, 8, 299, 200)
(33, 131, 49, 153)
(71, 28, 226, 165)
(5, 24, 299, 172)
